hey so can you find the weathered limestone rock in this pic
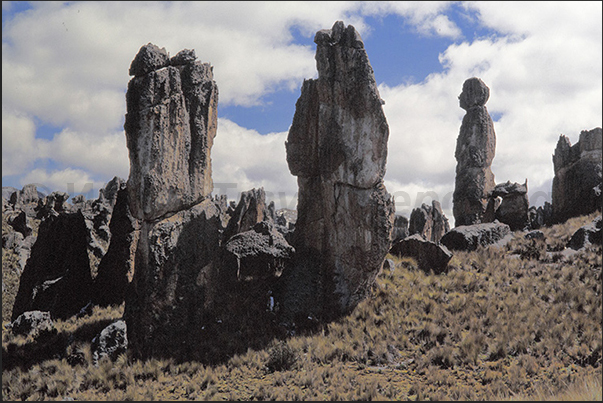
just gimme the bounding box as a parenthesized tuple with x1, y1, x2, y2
(408, 200, 450, 244)
(35, 191, 70, 219)
(8, 184, 44, 217)
(392, 214, 409, 242)
(223, 188, 274, 242)
(284, 21, 395, 320)
(124, 43, 218, 221)
(10, 310, 55, 338)
(440, 221, 511, 252)
(390, 234, 452, 274)
(124, 199, 223, 361)
(489, 180, 529, 231)
(528, 201, 553, 230)
(453, 77, 496, 227)
(223, 221, 294, 282)
(92, 320, 128, 364)
(552, 128, 602, 223)
(11, 211, 92, 320)
(93, 183, 139, 307)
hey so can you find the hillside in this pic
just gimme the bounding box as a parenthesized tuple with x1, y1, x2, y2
(2, 212, 601, 401)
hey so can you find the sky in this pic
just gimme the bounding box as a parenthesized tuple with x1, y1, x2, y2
(2, 1, 602, 225)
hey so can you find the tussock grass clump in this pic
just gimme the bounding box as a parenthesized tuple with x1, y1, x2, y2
(2, 213, 601, 400)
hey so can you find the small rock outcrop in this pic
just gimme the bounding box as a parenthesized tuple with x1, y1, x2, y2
(92, 320, 128, 364)
(567, 216, 602, 250)
(440, 221, 511, 252)
(284, 21, 395, 320)
(392, 215, 409, 242)
(452, 77, 496, 227)
(124, 44, 218, 221)
(223, 188, 275, 242)
(390, 234, 452, 274)
(552, 128, 602, 223)
(10, 310, 55, 338)
(408, 200, 450, 244)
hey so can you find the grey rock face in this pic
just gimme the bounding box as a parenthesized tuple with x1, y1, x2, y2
(92, 320, 128, 364)
(392, 215, 409, 242)
(552, 128, 602, 223)
(11, 211, 92, 320)
(408, 200, 450, 244)
(93, 183, 139, 307)
(284, 21, 395, 319)
(440, 221, 511, 251)
(489, 180, 530, 231)
(528, 202, 553, 230)
(128, 43, 169, 77)
(453, 77, 497, 227)
(124, 199, 223, 361)
(223, 188, 273, 242)
(11, 310, 55, 338)
(223, 221, 294, 282)
(390, 234, 452, 274)
(124, 44, 218, 221)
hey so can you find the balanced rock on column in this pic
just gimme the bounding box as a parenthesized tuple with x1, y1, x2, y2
(452, 77, 497, 226)
(284, 21, 395, 321)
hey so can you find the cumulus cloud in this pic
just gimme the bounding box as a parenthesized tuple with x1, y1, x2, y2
(20, 168, 105, 199)
(212, 118, 298, 210)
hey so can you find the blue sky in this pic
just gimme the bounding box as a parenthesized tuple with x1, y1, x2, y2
(2, 1, 602, 224)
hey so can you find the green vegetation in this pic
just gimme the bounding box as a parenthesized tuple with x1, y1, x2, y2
(2, 213, 601, 400)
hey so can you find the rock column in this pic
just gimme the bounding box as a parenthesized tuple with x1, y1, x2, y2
(284, 21, 395, 321)
(452, 77, 497, 226)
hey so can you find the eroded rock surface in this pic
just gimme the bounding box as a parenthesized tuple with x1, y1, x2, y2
(284, 21, 395, 320)
(409, 200, 450, 244)
(124, 44, 218, 221)
(453, 77, 496, 226)
(552, 128, 602, 223)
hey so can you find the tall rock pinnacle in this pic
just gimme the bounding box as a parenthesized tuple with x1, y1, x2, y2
(124, 44, 218, 222)
(284, 21, 395, 320)
(452, 77, 496, 227)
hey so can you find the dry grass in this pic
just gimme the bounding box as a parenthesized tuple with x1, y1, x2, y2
(2, 212, 601, 401)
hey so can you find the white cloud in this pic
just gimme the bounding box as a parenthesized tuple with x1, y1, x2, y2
(1, 108, 45, 176)
(20, 167, 105, 199)
(212, 118, 298, 210)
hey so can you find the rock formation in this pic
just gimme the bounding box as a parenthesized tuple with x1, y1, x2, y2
(11, 211, 93, 320)
(440, 221, 511, 252)
(284, 21, 395, 320)
(452, 77, 496, 227)
(408, 200, 450, 244)
(552, 127, 602, 223)
(92, 182, 139, 307)
(390, 234, 452, 274)
(488, 180, 529, 231)
(392, 215, 409, 242)
(124, 44, 218, 222)
(123, 44, 224, 361)
(222, 187, 275, 242)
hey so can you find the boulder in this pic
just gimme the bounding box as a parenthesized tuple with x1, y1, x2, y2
(223, 221, 294, 282)
(408, 200, 450, 244)
(452, 77, 497, 226)
(552, 128, 602, 223)
(92, 320, 128, 364)
(440, 221, 511, 251)
(124, 44, 218, 221)
(567, 216, 602, 250)
(284, 21, 395, 320)
(11, 211, 92, 320)
(8, 211, 32, 238)
(390, 234, 452, 274)
(10, 310, 55, 338)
